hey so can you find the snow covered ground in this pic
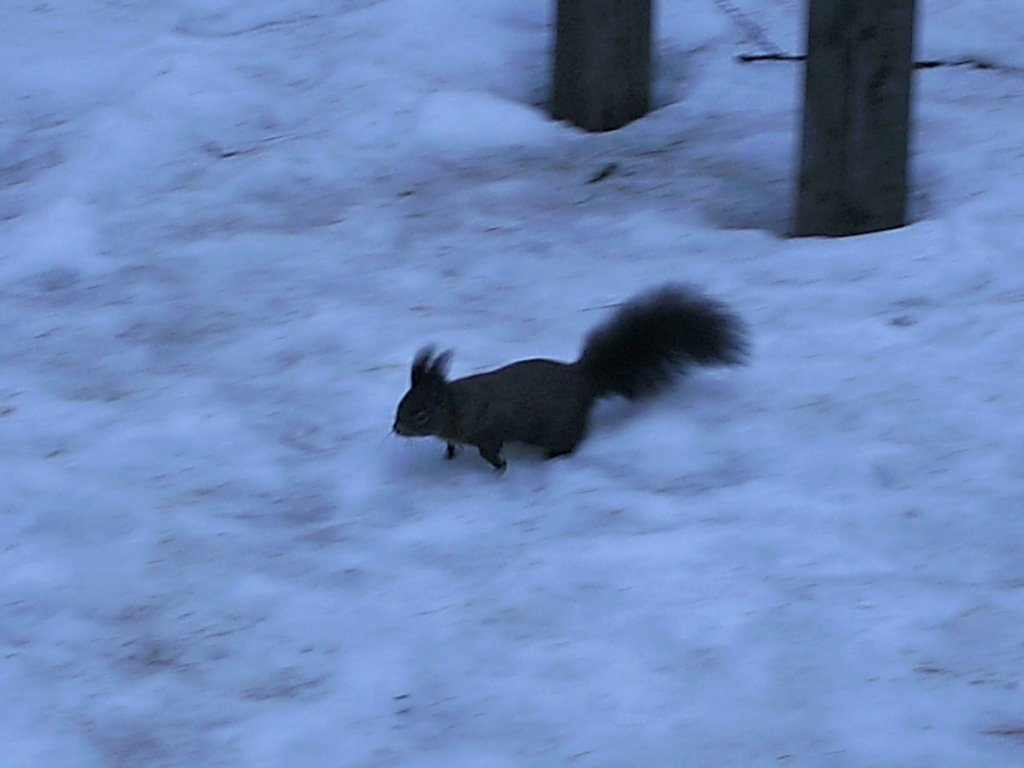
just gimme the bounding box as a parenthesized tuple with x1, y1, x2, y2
(2, 0, 1023, 765)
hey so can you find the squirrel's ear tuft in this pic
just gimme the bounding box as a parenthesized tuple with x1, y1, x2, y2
(411, 346, 434, 386)
(430, 349, 452, 379)
(411, 346, 452, 386)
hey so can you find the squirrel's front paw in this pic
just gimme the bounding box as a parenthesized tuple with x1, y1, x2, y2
(476, 442, 506, 473)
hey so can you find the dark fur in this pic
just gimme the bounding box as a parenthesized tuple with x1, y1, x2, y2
(393, 284, 747, 471)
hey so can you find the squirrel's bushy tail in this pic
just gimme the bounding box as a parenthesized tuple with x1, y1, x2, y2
(577, 284, 747, 400)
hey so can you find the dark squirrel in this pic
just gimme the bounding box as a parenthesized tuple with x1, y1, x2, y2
(393, 284, 747, 471)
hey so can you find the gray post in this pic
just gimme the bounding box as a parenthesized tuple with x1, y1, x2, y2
(552, 0, 652, 132)
(795, 0, 916, 236)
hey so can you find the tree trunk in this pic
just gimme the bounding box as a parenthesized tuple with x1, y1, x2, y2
(795, 0, 916, 236)
(552, 0, 653, 132)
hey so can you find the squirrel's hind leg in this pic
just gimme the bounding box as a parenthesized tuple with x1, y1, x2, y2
(545, 438, 582, 459)
(543, 419, 587, 459)
(545, 446, 577, 459)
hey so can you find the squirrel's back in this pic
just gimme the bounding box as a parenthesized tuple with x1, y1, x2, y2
(450, 359, 593, 458)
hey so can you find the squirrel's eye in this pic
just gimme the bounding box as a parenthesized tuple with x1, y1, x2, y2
(413, 411, 429, 426)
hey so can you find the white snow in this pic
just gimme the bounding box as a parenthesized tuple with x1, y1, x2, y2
(2, 1, 1023, 766)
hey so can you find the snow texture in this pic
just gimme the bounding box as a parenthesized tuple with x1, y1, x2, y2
(2, 1, 1023, 766)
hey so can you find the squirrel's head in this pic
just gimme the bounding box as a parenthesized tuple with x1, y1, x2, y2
(393, 346, 454, 438)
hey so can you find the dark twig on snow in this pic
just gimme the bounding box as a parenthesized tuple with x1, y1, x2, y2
(738, 52, 1024, 75)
